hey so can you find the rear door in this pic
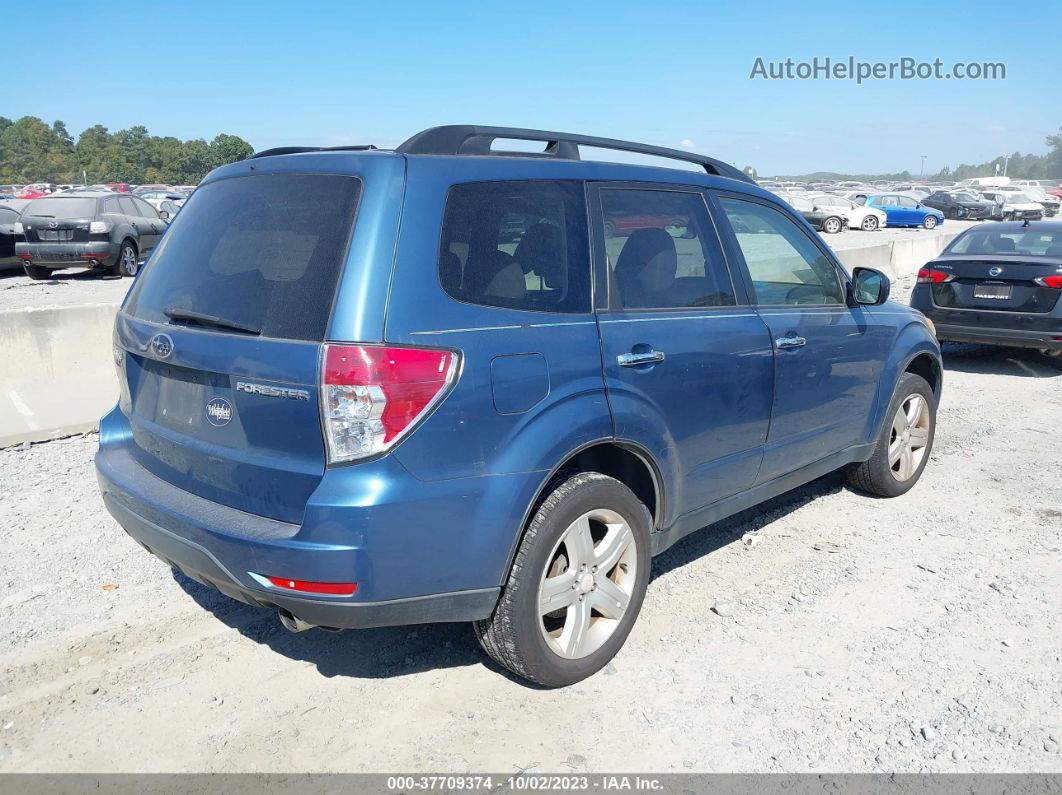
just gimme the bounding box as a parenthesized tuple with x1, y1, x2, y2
(131, 196, 163, 255)
(116, 172, 364, 523)
(591, 184, 774, 512)
(713, 193, 894, 483)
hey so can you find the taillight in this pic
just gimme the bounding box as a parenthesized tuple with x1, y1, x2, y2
(322, 344, 458, 463)
(1034, 275, 1062, 288)
(263, 576, 358, 596)
(917, 268, 954, 284)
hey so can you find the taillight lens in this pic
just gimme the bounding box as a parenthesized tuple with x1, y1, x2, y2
(322, 344, 458, 463)
(264, 576, 358, 596)
(917, 268, 954, 284)
(1034, 275, 1062, 288)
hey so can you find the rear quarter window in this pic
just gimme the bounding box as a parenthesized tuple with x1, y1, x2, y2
(438, 180, 590, 313)
(124, 174, 361, 341)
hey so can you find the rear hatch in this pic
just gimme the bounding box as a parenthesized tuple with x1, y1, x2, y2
(20, 197, 95, 243)
(117, 172, 362, 524)
(927, 255, 1062, 314)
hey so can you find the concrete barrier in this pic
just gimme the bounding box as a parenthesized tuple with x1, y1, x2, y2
(0, 227, 965, 448)
(0, 303, 120, 447)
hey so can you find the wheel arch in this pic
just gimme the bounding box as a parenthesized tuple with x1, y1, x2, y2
(499, 439, 665, 587)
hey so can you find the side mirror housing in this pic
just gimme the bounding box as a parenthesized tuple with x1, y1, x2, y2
(851, 267, 890, 306)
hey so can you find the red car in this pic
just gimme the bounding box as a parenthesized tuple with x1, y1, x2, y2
(106, 183, 133, 193)
(603, 213, 694, 239)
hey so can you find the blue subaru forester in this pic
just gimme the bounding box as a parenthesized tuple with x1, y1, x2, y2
(96, 126, 942, 686)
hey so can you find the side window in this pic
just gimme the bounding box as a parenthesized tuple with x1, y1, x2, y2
(134, 198, 159, 218)
(718, 197, 845, 306)
(118, 196, 138, 216)
(438, 180, 589, 313)
(899, 196, 918, 208)
(598, 189, 735, 309)
(104, 198, 122, 215)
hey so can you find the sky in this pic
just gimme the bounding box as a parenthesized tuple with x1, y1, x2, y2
(8, 1, 1060, 176)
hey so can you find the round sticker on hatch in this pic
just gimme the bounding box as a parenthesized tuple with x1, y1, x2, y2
(206, 397, 233, 427)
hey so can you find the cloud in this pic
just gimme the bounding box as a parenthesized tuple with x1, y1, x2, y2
(679, 139, 697, 150)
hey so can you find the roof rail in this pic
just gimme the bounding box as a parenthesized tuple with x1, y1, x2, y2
(396, 125, 754, 184)
(249, 144, 377, 159)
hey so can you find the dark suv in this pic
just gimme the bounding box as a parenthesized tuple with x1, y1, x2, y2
(96, 126, 942, 686)
(15, 191, 169, 279)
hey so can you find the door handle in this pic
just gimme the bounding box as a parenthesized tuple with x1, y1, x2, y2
(775, 335, 807, 349)
(618, 350, 666, 367)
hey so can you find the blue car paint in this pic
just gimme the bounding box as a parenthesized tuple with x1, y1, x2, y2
(96, 148, 941, 629)
(865, 194, 945, 228)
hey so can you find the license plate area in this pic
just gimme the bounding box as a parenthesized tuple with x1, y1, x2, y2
(38, 230, 73, 241)
(973, 283, 1012, 300)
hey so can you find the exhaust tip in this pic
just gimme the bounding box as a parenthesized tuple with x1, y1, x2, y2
(277, 609, 316, 633)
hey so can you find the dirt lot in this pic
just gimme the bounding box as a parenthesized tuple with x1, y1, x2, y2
(0, 336, 1059, 772)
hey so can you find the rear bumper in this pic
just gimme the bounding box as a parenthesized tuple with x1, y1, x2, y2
(94, 409, 530, 628)
(932, 322, 1062, 350)
(16, 241, 118, 267)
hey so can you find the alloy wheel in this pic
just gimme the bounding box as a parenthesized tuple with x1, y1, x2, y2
(122, 246, 138, 277)
(537, 508, 638, 660)
(888, 394, 931, 482)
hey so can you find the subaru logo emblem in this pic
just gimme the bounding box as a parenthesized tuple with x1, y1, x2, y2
(988, 266, 1003, 277)
(151, 333, 174, 359)
(206, 397, 233, 427)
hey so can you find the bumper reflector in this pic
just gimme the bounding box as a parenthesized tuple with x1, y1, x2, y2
(263, 576, 358, 596)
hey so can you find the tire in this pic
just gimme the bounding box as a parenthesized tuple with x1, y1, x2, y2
(823, 217, 842, 234)
(22, 263, 54, 280)
(922, 215, 938, 229)
(475, 471, 652, 687)
(847, 372, 936, 498)
(114, 240, 139, 278)
(860, 215, 879, 231)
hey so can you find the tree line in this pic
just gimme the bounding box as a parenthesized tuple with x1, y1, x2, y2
(0, 116, 255, 186)
(762, 126, 1062, 182)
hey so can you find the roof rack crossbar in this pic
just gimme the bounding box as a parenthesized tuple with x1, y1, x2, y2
(395, 125, 753, 183)
(250, 144, 378, 159)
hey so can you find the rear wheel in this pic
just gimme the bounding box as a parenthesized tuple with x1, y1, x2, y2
(22, 263, 53, 280)
(114, 241, 138, 278)
(823, 216, 843, 234)
(847, 372, 936, 498)
(922, 215, 938, 229)
(475, 472, 651, 687)
(860, 215, 879, 231)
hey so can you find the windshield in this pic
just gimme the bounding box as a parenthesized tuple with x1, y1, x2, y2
(1007, 193, 1032, 203)
(949, 229, 1062, 257)
(124, 173, 361, 341)
(23, 197, 98, 218)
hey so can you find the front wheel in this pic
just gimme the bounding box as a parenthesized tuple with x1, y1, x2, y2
(475, 472, 651, 687)
(822, 217, 843, 234)
(860, 215, 879, 231)
(922, 215, 938, 229)
(847, 372, 936, 498)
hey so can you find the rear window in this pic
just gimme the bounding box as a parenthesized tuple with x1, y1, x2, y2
(438, 180, 590, 313)
(125, 174, 360, 341)
(24, 197, 98, 219)
(948, 229, 1062, 257)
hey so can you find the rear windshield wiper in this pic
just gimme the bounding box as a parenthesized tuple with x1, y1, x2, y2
(163, 307, 262, 336)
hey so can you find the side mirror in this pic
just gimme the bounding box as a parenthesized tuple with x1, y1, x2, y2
(851, 267, 890, 306)
(158, 210, 169, 220)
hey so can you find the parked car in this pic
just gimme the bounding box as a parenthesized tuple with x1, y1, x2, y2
(921, 191, 993, 221)
(1015, 186, 1059, 217)
(865, 194, 945, 229)
(96, 125, 941, 687)
(807, 194, 886, 231)
(786, 195, 849, 233)
(978, 190, 1044, 222)
(146, 198, 182, 219)
(0, 203, 23, 271)
(105, 182, 133, 193)
(15, 191, 166, 279)
(910, 222, 1062, 359)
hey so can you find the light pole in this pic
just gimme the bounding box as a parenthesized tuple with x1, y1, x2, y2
(920, 155, 927, 178)
(1002, 152, 1012, 177)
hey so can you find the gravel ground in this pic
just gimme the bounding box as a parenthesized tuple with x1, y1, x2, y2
(0, 222, 978, 313)
(0, 340, 1059, 772)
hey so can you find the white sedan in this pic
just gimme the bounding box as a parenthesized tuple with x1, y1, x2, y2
(808, 194, 887, 231)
